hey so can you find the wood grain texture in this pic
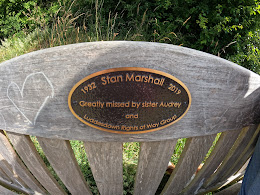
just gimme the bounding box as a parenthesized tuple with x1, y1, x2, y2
(0, 41, 259, 195)
(0, 183, 17, 195)
(199, 147, 251, 194)
(0, 176, 34, 195)
(0, 167, 11, 183)
(203, 124, 260, 191)
(84, 142, 123, 195)
(214, 159, 249, 191)
(134, 140, 177, 195)
(181, 128, 242, 195)
(0, 154, 25, 188)
(0, 131, 46, 194)
(162, 134, 216, 195)
(0, 42, 260, 141)
(6, 132, 66, 195)
(37, 137, 92, 195)
(214, 182, 242, 195)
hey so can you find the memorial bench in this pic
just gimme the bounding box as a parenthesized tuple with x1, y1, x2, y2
(0, 41, 259, 195)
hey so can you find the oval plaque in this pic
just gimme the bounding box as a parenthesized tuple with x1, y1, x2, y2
(68, 67, 191, 134)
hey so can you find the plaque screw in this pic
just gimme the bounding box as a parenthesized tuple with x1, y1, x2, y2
(73, 101, 78, 105)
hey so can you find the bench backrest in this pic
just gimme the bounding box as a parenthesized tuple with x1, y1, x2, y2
(0, 41, 260, 194)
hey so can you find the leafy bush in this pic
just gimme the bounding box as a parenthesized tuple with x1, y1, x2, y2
(0, 29, 47, 63)
(1, 0, 259, 69)
(0, 0, 57, 40)
(228, 30, 260, 74)
(65, 0, 260, 68)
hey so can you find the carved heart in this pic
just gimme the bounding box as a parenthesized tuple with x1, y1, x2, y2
(7, 72, 54, 125)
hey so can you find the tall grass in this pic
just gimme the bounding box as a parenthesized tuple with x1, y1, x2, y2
(0, 0, 157, 63)
(0, 30, 42, 63)
(0, 1, 94, 62)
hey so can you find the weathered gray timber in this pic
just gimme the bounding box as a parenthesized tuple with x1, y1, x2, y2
(0, 167, 11, 184)
(181, 128, 245, 195)
(0, 154, 23, 187)
(134, 140, 177, 195)
(0, 41, 259, 141)
(214, 182, 242, 195)
(84, 142, 123, 195)
(0, 131, 46, 194)
(6, 132, 66, 195)
(0, 42, 259, 194)
(203, 125, 260, 190)
(0, 183, 17, 195)
(37, 137, 92, 195)
(162, 134, 216, 195)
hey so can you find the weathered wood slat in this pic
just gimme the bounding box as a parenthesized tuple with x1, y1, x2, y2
(0, 167, 11, 183)
(37, 137, 92, 195)
(214, 182, 242, 195)
(203, 124, 260, 191)
(221, 132, 259, 182)
(203, 172, 244, 195)
(6, 132, 66, 195)
(0, 42, 260, 142)
(162, 134, 216, 195)
(84, 142, 123, 195)
(218, 159, 249, 190)
(133, 140, 177, 195)
(203, 125, 259, 189)
(220, 153, 251, 186)
(0, 154, 25, 188)
(0, 177, 34, 195)
(181, 128, 242, 195)
(235, 158, 250, 177)
(0, 183, 17, 195)
(200, 161, 247, 194)
(0, 131, 46, 194)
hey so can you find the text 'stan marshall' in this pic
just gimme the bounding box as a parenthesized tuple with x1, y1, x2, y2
(100, 73, 165, 86)
(68, 67, 191, 134)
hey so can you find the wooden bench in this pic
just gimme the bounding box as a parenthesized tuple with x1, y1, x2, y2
(0, 41, 259, 195)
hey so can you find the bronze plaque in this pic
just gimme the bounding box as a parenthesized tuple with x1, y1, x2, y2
(68, 67, 191, 134)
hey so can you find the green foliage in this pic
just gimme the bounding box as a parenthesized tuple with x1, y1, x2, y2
(171, 138, 187, 164)
(30, 136, 69, 192)
(61, 0, 260, 69)
(1, 0, 259, 70)
(0, 0, 56, 40)
(123, 142, 139, 194)
(123, 162, 136, 195)
(228, 30, 260, 74)
(70, 140, 99, 194)
(203, 133, 222, 163)
(0, 29, 47, 63)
